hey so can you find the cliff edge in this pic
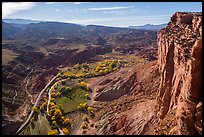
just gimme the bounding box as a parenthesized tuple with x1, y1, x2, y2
(157, 12, 202, 135)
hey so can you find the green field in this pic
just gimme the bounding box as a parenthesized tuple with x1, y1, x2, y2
(2, 49, 19, 66)
(19, 114, 51, 135)
(55, 86, 88, 113)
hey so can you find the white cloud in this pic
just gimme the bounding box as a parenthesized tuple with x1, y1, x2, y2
(55, 9, 60, 12)
(73, 2, 90, 5)
(102, 10, 129, 15)
(67, 15, 171, 24)
(45, 2, 90, 5)
(2, 2, 36, 18)
(102, 9, 139, 15)
(88, 6, 135, 11)
(45, 2, 58, 4)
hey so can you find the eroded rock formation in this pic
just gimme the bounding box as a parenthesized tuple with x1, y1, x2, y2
(157, 12, 202, 135)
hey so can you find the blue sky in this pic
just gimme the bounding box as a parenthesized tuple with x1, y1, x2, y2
(2, 2, 202, 27)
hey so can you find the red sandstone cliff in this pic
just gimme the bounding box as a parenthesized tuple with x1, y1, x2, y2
(157, 12, 202, 135)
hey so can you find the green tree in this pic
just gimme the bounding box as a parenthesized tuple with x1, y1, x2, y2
(61, 80, 66, 85)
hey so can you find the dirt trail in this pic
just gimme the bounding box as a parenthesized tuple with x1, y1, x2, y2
(12, 90, 18, 104)
(12, 68, 34, 105)
(24, 69, 34, 104)
(16, 75, 57, 134)
(6, 64, 20, 78)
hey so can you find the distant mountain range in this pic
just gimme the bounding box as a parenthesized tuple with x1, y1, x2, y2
(2, 19, 157, 41)
(128, 23, 167, 31)
(3, 18, 167, 31)
(2, 18, 41, 24)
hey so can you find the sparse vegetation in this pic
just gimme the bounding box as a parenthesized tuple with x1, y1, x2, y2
(2, 49, 19, 66)
(48, 129, 59, 135)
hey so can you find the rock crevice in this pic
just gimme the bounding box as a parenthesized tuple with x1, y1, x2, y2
(157, 12, 202, 135)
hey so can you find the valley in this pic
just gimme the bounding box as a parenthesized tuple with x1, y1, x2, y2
(2, 11, 202, 135)
(2, 20, 157, 135)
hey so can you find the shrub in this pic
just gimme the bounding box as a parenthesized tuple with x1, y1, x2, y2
(61, 80, 66, 85)
(32, 106, 38, 114)
(87, 106, 93, 113)
(49, 102, 56, 107)
(51, 92, 56, 98)
(90, 123, 94, 127)
(82, 122, 88, 129)
(80, 81, 87, 87)
(62, 127, 69, 135)
(52, 120, 57, 125)
(82, 130, 87, 134)
(66, 87, 72, 92)
(56, 92, 61, 96)
(30, 117, 34, 123)
(73, 63, 80, 70)
(48, 129, 59, 135)
(51, 116, 55, 121)
(85, 93, 89, 98)
(51, 98, 55, 102)
(99, 70, 103, 73)
(59, 87, 66, 92)
(53, 109, 62, 117)
(82, 114, 88, 121)
(86, 86, 91, 92)
(77, 103, 87, 110)
(62, 118, 70, 125)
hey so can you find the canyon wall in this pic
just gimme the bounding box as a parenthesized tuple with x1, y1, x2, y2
(157, 12, 202, 135)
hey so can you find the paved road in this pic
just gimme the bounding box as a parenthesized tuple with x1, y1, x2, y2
(46, 79, 67, 135)
(16, 75, 58, 134)
(47, 79, 67, 114)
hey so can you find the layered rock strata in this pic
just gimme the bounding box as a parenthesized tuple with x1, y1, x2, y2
(157, 12, 202, 135)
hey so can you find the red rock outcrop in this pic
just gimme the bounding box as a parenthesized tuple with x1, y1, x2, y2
(93, 67, 138, 101)
(157, 12, 202, 135)
(86, 61, 160, 135)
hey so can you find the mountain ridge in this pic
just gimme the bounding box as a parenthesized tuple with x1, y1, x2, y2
(128, 23, 167, 31)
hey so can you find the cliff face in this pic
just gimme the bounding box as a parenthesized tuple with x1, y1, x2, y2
(157, 12, 202, 135)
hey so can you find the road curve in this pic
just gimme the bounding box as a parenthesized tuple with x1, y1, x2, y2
(16, 75, 58, 135)
(47, 79, 67, 114)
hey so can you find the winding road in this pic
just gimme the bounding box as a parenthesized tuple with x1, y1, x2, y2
(47, 79, 66, 114)
(16, 75, 58, 135)
(16, 68, 119, 135)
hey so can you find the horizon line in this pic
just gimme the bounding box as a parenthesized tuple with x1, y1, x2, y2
(2, 18, 168, 28)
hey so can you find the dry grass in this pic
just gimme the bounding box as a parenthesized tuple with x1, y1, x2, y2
(37, 47, 51, 56)
(2, 49, 19, 66)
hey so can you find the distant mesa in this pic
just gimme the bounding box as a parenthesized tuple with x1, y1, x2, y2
(128, 23, 167, 31)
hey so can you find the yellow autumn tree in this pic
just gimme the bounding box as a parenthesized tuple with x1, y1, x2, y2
(51, 98, 55, 102)
(51, 116, 55, 121)
(80, 81, 87, 87)
(32, 106, 38, 112)
(62, 128, 69, 135)
(63, 118, 70, 124)
(81, 121, 88, 129)
(87, 106, 93, 112)
(56, 92, 61, 96)
(48, 129, 58, 135)
(85, 93, 89, 98)
(54, 109, 62, 117)
(52, 120, 57, 125)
